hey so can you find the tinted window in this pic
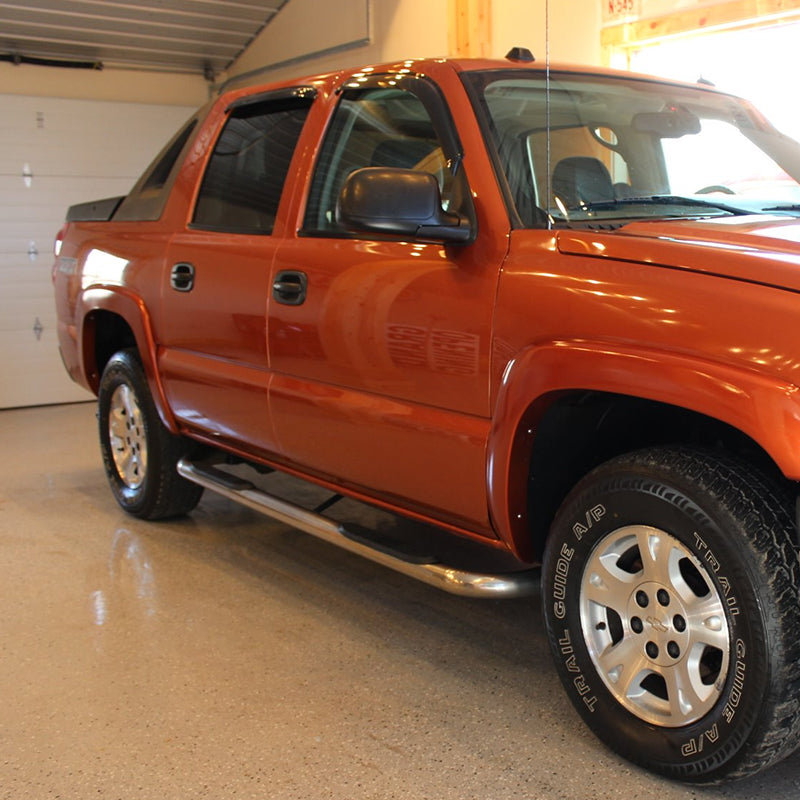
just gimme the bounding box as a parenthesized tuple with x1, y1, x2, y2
(193, 98, 310, 234)
(113, 115, 200, 222)
(142, 119, 198, 193)
(304, 86, 457, 235)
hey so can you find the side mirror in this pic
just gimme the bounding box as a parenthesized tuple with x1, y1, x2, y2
(335, 167, 473, 244)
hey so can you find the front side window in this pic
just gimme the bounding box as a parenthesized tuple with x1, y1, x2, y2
(303, 76, 470, 236)
(193, 96, 311, 234)
(465, 69, 800, 228)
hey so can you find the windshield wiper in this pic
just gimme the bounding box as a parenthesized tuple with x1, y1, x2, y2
(760, 203, 800, 213)
(583, 195, 748, 216)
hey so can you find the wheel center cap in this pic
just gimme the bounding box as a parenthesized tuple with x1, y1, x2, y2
(626, 581, 691, 668)
(646, 615, 669, 634)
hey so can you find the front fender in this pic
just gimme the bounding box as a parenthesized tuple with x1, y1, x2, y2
(79, 287, 178, 433)
(487, 341, 800, 560)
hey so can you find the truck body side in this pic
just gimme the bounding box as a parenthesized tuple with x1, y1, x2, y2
(52, 55, 800, 782)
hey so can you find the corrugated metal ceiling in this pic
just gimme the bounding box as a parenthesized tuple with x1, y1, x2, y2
(0, 0, 290, 78)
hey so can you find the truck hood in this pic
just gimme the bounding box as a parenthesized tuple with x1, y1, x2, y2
(556, 215, 800, 292)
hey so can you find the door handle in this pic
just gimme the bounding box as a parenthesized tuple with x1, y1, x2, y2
(170, 262, 195, 292)
(273, 270, 307, 305)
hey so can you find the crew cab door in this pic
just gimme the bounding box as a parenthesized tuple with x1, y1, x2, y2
(268, 73, 506, 533)
(159, 90, 314, 456)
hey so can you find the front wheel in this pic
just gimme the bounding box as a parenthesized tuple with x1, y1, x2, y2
(98, 349, 203, 519)
(542, 447, 800, 782)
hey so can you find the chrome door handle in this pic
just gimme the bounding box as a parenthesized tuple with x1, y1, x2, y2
(170, 262, 195, 292)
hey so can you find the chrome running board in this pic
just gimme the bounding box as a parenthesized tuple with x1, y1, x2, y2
(177, 457, 539, 599)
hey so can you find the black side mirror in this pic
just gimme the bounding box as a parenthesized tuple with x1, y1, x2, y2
(336, 167, 473, 244)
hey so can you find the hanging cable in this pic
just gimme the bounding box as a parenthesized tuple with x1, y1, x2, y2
(545, 0, 553, 230)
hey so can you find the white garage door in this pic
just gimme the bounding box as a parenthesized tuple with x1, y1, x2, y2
(0, 94, 197, 409)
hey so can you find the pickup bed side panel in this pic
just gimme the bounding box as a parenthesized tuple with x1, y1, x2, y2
(54, 223, 179, 430)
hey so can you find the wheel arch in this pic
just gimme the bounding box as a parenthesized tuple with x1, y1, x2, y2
(487, 342, 800, 562)
(79, 287, 178, 432)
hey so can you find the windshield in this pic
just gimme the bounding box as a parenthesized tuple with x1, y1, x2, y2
(464, 69, 800, 228)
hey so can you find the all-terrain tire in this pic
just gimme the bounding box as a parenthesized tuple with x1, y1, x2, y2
(542, 446, 800, 782)
(97, 349, 203, 519)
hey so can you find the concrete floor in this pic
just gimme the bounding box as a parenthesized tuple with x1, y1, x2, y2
(3, 402, 800, 799)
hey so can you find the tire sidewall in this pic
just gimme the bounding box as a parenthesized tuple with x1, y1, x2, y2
(98, 351, 157, 516)
(543, 464, 769, 780)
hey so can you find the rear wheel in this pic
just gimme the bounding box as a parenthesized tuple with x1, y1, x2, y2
(98, 349, 203, 519)
(542, 447, 800, 782)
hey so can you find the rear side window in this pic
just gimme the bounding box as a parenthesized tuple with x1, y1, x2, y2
(192, 97, 311, 234)
(141, 119, 198, 193)
(113, 116, 199, 222)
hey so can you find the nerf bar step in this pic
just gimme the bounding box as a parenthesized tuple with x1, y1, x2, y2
(177, 457, 539, 599)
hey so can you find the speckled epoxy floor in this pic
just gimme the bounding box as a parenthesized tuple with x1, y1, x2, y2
(2, 402, 800, 799)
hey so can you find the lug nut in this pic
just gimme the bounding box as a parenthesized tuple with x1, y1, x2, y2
(667, 641, 681, 659)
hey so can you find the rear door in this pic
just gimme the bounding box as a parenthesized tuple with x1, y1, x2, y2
(159, 89, 314, 456)
(268, 73, 505, 532)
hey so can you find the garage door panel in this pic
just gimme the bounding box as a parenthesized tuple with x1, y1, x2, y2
(1, 327, 94, 408)
(0, 142, 145, 179)
(0, 95, 195, 408)
(0, 236, 58, 260)
(0, 95, 191, 178)
(0, 295, 58, 323)
(0, 175, 135, 217)
(0, 263, 49, 283)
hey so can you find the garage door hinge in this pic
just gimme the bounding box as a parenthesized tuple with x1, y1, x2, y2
(22, 163, 33, 188)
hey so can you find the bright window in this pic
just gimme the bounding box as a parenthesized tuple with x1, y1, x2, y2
(609, 19, 800, 141)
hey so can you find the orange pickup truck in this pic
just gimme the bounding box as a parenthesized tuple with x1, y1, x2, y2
(53, 50, 800, 782)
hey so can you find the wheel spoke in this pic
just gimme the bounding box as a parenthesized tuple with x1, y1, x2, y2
(596, 634, 645, 684)
(684, 593, 729, 650)
(636, 528, 680, 587)
(582, 557, 634, 614)
(663, 660, 710, 723)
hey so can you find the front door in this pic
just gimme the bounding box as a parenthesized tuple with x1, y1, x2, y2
(268, 74, 505, 533)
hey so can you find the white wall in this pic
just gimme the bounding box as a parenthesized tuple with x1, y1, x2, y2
(0, 62, 208, 106)
(223, 0, 448, 88)
(493, 0, 602, 66)
(223, 0, 602, 89)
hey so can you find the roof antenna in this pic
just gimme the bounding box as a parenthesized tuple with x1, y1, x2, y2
(506, 47, 535, 62)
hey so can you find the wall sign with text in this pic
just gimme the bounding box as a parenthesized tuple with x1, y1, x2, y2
(602, 0, 641, 23)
